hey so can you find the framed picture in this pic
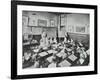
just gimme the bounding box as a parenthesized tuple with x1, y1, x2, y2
(11, 0, 97, 79)
(38, 19, 47, 27)
(28, 16, 36, 26)
(76, 26, 86, 33)
(50, 19, 55, 27)
(22, 16, 28, 26)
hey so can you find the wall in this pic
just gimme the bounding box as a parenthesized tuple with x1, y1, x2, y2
(59, 13, 90, 36)
(23, 11, 58, 27)
(59, 13, 90, 42)
(22, 11, 58, 37)
(66, 14, 89, 34)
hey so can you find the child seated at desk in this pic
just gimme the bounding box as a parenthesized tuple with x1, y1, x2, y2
(77, 46, 89, 66)
(28, 35, 38, 44)
(50, 37, 57, 44)
(23, 50, 33, 68)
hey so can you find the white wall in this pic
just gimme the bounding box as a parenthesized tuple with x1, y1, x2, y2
(23, 11, 58, 27)
(66, 14, 89, 34)
(58, 14, 89, 43)
(23, 11, 89, 37)
(0, 0, 99, 80)
(59, 13, 89, 37)
(22, 11, 58, 37)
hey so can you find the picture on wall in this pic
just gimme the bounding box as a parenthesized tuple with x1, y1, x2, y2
(76, 26, 86, 33)
(28, 18, 36, 26)
(50, 19, 55, 27)
(22, 16, 28, 26)
(38, 19, 47, 27)
(11, 1, 97, 79)
(68, 25, 74, 32)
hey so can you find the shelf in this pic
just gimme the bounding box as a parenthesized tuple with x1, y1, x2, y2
(28, 26, 57, 28)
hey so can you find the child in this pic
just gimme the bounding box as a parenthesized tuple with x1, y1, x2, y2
(52, 37, 57, 44)
(23, 50, 33, 68)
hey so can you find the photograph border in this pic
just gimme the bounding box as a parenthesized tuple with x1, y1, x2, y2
(11, 0, 98, 79)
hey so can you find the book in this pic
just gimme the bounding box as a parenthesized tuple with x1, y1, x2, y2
(58, 60, 71, 67)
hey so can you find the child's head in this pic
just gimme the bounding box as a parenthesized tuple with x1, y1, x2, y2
(28, 35, 33, 41)
(24, 50, 32, 60)
(52, 37, 54, 41)
(52, 56, 56, 63)
(48, 37, 51, 40)
(80, 53, 85, 59)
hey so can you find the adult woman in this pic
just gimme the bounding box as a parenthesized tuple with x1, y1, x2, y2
(39, 31, 49, 49)
(63, 32, 71, 43)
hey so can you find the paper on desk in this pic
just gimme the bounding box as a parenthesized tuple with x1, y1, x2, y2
(34, 49, 39, 53)
(58, 46, 64, 49)
(52, 50, 58, 54)
(52, 44, 58, 48)
(47, 50, 53, 54)
(66, 48, 72, 52)
(79, 58, 84, 64)
(48, 63, 56, 68)
(23, 42, 30, 45)
(31, 54, 37, 60)
(58, 60, 71, 67)
(29, 61, 39, 68)
(68, 54, 77, 61)
(56, 52, 63, 57)
(56, 49, 67, 58)
(62, 53, 67, 59)
(47, 56, 54, 63)
(86, 49, 90, 55)
(39, 52, 48, 57)
(43, 47, 48, 50)
(56, 48, 65, 57)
